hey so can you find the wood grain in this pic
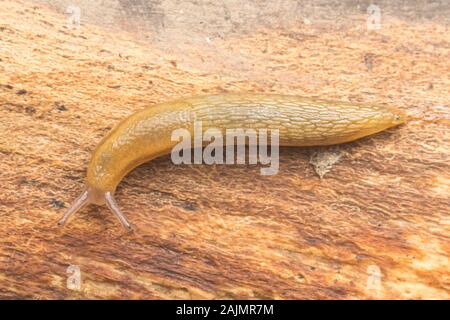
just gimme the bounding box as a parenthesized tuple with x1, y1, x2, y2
(0, 0, 448, 299)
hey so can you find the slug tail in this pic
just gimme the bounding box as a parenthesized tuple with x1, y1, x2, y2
(58, 189, 89, 226)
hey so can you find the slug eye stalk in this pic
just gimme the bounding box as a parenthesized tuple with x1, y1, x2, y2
(58, 188, 132, 230)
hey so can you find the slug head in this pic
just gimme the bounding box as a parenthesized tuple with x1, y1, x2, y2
(58, 186, 132, 230)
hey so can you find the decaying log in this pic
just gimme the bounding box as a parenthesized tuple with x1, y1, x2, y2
(0, 1, 448, 299)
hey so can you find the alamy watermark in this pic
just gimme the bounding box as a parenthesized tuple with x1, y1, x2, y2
(66, 5, 81, 30)
(171, 121, 279, 175)
(367, 4, 381, 30)
(66, 264, 81, 291)
(366, 264, 383, 296)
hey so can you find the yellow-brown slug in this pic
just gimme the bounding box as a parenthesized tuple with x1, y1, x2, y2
(59, 93, 405, 229)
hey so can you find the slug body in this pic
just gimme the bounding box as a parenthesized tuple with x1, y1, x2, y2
(59, 93, 405, 229)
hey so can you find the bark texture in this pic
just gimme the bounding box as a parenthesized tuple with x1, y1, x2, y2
(0, 0, 449, 299)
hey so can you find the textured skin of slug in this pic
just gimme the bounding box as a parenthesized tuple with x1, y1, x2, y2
(60, 93, 406, 229)
(88, 93, 406, 194)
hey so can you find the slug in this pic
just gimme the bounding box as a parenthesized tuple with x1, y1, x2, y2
(58, 93, 405, 229)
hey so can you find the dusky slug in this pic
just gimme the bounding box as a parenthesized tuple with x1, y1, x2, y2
(58, 93, 406, 229)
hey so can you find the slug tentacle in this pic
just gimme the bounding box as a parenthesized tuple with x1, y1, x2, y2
(59, 187, 132, 230)
(104, 192, 132, 230)
(58, 189, 89, 226)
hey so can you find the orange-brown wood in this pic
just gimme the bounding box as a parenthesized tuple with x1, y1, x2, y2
(0, 1, 448, 299)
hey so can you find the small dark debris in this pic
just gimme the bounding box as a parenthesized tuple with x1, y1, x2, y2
(16, 89, 28, 95)
(1, 84, 13, 89)
(169, 60, 177, 68)
(427, 83, 433, 90)
(363, 53, 374, 71)
(56, 103, 67, 111)
(25, 106, 36, 114)
(182, 201, 197, 211)
(50, 199, 65, 209)
(18, 177, 38, 185)
(304, 236, 319, 245)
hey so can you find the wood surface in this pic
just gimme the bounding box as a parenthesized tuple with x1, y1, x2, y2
(0, 0, 448, 299)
